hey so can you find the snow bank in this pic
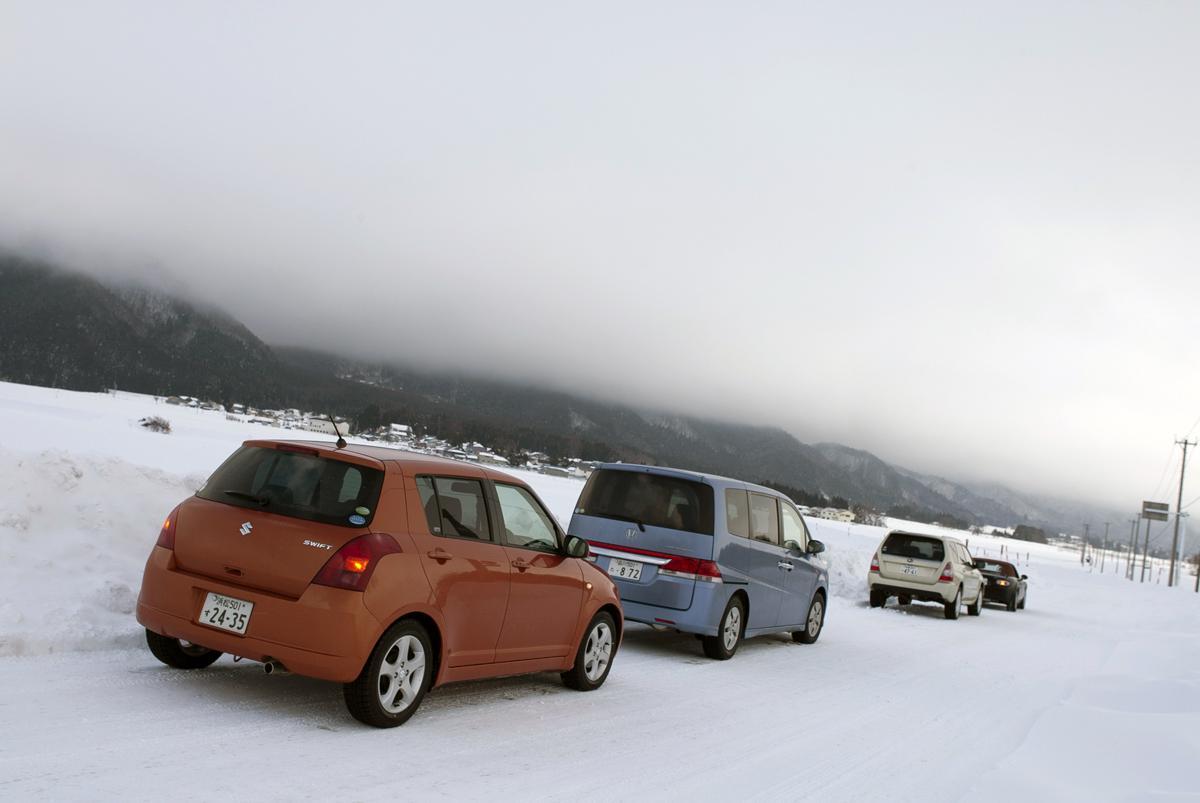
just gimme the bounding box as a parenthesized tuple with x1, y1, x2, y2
(0, 446, 205, 656)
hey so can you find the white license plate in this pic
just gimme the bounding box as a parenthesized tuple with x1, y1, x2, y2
(901, 565, 920, 576)
(607, 558, 644, 582)
(198, 592, 253, 635)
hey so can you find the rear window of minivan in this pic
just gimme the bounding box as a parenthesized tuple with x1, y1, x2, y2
(575, 469, 715, 535)
(881, 533, 945, 562)
(197, 445, 384, 527)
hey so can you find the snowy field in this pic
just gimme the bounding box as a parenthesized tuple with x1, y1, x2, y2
(0, 381, 1197, 801)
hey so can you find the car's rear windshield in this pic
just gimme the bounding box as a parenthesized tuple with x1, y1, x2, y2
(881, 533, 945, 562)
(575, 468, 715, 535)
(197, 445, 384, 527)
(976, 560, 1017, 576)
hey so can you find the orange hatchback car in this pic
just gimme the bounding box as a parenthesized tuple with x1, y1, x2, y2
(136, 439, 623, 727)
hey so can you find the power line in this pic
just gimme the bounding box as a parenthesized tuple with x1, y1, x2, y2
(1169, 438, 1196, 587)
(1150, 445, 1180, 502)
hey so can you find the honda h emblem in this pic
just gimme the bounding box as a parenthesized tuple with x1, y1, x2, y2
(239, 521, 253, 536)
(625, 528, 636, 541)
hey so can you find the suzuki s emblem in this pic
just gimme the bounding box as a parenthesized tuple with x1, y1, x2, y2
(625, 528, 636, 541)
(239, 522, 253, 536)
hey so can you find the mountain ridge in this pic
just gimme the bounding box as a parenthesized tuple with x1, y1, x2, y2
(0, 253, 1119, 536)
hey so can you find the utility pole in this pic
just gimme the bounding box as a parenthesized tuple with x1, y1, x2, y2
(1100, 522, 1110, 572)
(1169, 439, 1196, 588)
(1141, 518, 1152, 583)
(1127, 518, 1138, 580)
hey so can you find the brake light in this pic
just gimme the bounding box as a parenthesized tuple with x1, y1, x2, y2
(156, 506, 180, 549)
(660, 555, 723, 582)
(312, 533, 402, 591)
(588, 541, 723, 583)
(938, 562, 954, 583)
(869, 554, 880, 573)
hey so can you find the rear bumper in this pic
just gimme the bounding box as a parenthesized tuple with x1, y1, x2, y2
(868, 575, 956, 604)
(136, 547, 383, 683)
(619, 581, 731, 637)
(983, 584, 1014, 602)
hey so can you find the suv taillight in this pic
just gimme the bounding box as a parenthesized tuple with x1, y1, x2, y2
(156, 506, 180, 549)
(869, 554, 880, 573)
(312, 533, 403, 591)
(937, 562, 954, 583)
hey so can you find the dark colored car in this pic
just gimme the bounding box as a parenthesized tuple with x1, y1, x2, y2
(974, 558, 1027, 611)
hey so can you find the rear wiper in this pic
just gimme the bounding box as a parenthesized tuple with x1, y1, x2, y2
(223, 490, 270, 507)
(600, 513, 645, 531)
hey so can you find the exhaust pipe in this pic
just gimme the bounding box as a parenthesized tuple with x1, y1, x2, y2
(262, 658, 289, 675)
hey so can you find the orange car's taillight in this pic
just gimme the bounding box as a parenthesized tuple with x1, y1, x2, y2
(312, 533, 402, 591)
(156, 506, 181, 549)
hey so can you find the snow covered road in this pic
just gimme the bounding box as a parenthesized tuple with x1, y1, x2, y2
(1, 382, 1198, 801)
(2, 586, 1196, 802)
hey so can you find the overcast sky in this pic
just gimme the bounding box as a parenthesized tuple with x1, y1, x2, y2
(2, 2, 1199, 509)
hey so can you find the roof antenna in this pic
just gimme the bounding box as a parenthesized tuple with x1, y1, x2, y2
(327, 413, 346, 448)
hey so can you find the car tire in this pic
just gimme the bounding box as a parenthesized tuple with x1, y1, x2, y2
(944, 587, 962, 620)
(869, 589, 886, 608)
(702, 595, 745, 660)
(1006, 591, 1018, 612)
(1018, 592, 1026, 610)
(792, 592, 825, 644)
(145, 629, 222, 669)
(343, 619, 433, 728)
(561, 611, 617, 691)
(967, 587, 983, 616)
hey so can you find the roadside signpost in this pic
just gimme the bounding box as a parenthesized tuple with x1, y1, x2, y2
(1140, 502, 1169, 583)
(1143, 501, 1170, 521)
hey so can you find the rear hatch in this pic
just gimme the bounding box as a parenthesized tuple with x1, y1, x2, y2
(568, 467, 715, 611)
(878, 532, 946, 585)
(173, 443, 386, 598)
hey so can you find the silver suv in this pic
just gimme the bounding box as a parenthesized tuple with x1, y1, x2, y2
(867, 531, 985, 619)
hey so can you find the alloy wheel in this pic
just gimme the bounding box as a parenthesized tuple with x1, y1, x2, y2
(807, 599, 823, 638)
(377, 634, 426, 714)
(723, 606, 741, 651)
(583, 621, 614, 682)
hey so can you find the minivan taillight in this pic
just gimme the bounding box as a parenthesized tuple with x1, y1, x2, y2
(659, 555, 724, 583)
(312, 533, 403, 592)
(156, 506, 180, 549)
(869, 554, 880, 573)
(937, 562, 954, 583)
(587, 541, 723, 583)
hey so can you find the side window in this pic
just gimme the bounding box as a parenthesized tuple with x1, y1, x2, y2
(725, 489, 750, 538)
(415, 476, 441, 534)
(416, 476, 493, 541)
(780, 503, 808, 549)
(496, 483, 559, 552)
(749, 493, 780, 545)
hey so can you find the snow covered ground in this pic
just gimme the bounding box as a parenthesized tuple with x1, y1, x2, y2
(0, 381, 1197, 801)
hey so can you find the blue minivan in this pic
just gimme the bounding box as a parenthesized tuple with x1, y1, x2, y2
(568, 464, 828, 659)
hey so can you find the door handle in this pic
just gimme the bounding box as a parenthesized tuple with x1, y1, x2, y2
(777, 561, 794, 571)
(511, 559, 532, 571)
(426, 548, 452, 563)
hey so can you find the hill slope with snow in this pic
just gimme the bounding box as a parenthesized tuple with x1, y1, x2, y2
(0, 380, 1195, 802)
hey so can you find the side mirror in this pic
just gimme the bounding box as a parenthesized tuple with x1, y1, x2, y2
(783, 539, 803, 554)
(806, 540, 825, 555)
(1020, 574, 1028, 581)
(564, 535, 589, 559)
